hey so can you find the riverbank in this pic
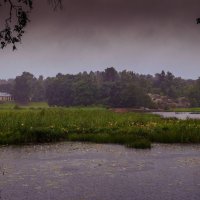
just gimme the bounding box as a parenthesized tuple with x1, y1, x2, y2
(0, 107, 200, 148)
(170, 107, 200, 112)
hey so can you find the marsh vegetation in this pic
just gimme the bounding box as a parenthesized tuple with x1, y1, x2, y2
(0, 104, 200, 148)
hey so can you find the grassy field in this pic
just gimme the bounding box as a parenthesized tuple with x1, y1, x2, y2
(0, 102, 49, 109)
(0, 103, 200, 148)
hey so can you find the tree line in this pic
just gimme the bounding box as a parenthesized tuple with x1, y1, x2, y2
(0, 67, 199, 108)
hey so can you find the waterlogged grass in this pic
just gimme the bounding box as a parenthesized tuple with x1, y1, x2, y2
(0, 107, 200, 148)
(0, 102, 49, 110)
(0, 102, 16, 109)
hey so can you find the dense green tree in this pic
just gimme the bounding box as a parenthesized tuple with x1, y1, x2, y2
(73, 73, 97, 106)
(13, 72, 36, 104)
(45, 74, 75, 106)
(3, 67, 197, 108)
(0, 82, 13, 94)
(103, 67, 119, 82)
(32, 76, 46, 102)
(188, 78, 200, 106)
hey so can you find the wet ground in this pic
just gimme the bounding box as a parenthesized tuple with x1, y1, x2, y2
(0, 142, 200, 200)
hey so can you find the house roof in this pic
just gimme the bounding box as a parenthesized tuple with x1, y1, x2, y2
(0, 92, 12, 97)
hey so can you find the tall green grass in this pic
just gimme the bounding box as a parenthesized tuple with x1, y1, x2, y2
(0, 102, 49, 110)
(0, 107, 200, 148)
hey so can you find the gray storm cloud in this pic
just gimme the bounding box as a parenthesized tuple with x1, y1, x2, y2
(29, 0, 200, 47)
(0, 0, 200, 79)
(33, 0, 200, 24)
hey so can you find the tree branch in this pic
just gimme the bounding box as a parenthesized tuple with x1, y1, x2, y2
(0, 0, 62, 50)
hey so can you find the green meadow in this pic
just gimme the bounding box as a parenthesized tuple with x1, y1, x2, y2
(0, 102, 49, 109)
(0, 103, 200, 148)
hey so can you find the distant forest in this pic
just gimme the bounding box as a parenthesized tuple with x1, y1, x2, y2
(0, 67, 200, 108)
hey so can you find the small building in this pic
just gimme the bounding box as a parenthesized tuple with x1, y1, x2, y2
(0, 92, 12, 101)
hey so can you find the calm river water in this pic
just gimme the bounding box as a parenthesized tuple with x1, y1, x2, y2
(152, 112, 200, 120)
(0, 142, 200, 200)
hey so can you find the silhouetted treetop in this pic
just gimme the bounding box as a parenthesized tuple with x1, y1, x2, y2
(0, 0, 62, 50)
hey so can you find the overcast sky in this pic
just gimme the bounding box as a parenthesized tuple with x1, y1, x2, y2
(0, 0, 200, 79)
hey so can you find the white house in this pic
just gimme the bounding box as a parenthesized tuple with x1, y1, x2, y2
(0, 92, 12, 101)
